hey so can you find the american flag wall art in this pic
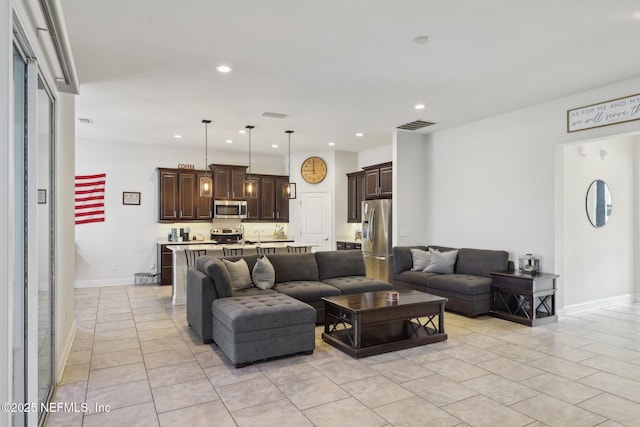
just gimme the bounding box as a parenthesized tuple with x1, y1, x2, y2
(75, 173, 106, 225)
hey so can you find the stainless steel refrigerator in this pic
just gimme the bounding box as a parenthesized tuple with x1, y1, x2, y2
(361, 199, 392, 282)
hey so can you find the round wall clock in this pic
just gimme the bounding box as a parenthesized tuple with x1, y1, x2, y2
(300, 156, 327, 184)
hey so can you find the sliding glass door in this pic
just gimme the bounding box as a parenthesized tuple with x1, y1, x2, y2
(13, 40, 57, 426)
(37, 76, 55, 422)
(13, 41, 27, 427)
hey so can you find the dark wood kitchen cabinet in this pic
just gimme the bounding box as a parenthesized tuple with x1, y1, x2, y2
(157, 168, 212, 222)
(347, 171, 365, 222)
(275, 177, 290, 221)
(209, 164, 247, 200)
(178, 172, 197, 220)
(157, 243, 173, 285)
(337, 241, 361, 250)
(364, 162, 392, 199)
(243, 174, 290, 222)
(159, 170, 179, 221)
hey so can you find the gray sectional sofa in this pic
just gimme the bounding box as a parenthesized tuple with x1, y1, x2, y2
(187, 250, 393, 344)
(392, 246, 509, 317)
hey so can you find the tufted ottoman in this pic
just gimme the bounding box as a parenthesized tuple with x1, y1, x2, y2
(212, 293, 316, 368)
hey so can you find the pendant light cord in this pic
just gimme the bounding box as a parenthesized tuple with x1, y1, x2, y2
(202, 119, 212, 171)
(286, 130, 294, 177)
(246, 125, 255, 174)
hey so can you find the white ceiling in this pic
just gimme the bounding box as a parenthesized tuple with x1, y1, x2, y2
(61, 0, 640, 155)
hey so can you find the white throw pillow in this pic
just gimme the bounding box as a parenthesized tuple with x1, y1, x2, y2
(222, 258, 253, 292)
(252, 256, 275, 290)
(424, 248, 459, 274)
(410, 248, 431, 271)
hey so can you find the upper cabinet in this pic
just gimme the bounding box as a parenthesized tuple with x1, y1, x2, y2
(275, 177, 290, 222)
(347, 171, 365, 222)
(363, 162, 392, 199)
(158, 165, 288, 223)
(209, 164, 247, 200)
(245, 174, 290, 222)
(158, 168, 213, 222)
(159, 169, 179, 221)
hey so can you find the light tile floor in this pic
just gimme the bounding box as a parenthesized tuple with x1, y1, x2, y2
(45, 285, 640, 427)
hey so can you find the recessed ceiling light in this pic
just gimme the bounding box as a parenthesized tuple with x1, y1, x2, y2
(413, 36, 431, 45)
(414, 104, 426, 110)
(238, 129, 247, 134)
(328, 141, 335, 146)
(271, 144, 278, 148)
(355, 132, 364, 137)
(174, 134, 183, 139)
(216, 65, 232, 73)
(225, 139, 233, 144)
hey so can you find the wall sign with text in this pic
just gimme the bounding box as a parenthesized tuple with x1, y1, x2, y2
(567, 93, 640, 132)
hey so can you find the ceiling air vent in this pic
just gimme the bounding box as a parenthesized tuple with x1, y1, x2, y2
(78, 117, 93, 124)
(396, 120, 435, 131)
(262, 112, 288, 119)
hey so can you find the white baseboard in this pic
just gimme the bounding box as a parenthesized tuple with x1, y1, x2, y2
(559, 294, 635, 317)
(56, 320, 77, 383)
(75, 278, 135, 288)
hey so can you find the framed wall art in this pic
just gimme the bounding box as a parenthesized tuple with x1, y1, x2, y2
(123, 191, 141, 205)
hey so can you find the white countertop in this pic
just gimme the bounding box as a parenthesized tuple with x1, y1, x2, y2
(166, 242, 318, 252)
(159, 239, 294, 245)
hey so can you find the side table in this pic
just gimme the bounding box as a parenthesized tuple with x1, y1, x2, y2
(489, 270, 559, 327)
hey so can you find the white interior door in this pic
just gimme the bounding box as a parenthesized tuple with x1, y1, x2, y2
(299, 192, 331, 251)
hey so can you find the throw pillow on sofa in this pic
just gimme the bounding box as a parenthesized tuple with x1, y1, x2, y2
(222, 258, 253, 292)
(252, 256, 275, 290)
(410, 248, 431, 271)
(424, 248, 458, 274)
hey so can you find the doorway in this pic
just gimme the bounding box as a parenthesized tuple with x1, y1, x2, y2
(299, 192, 332, 251)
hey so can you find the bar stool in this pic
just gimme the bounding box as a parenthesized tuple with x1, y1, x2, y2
(185, 249, 207, 267)
(223, 247, 244, 256)
(287, 245, 308, 253)
(256, 246, 276, 255)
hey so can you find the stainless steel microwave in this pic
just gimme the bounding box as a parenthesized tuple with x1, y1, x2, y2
(213, 200, 247, 219)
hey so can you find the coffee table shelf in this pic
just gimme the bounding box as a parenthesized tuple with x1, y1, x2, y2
(322, 291, 447, 358)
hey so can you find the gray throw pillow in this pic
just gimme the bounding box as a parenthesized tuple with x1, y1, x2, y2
(410, 248, 431, 271)
(252, 256, 275, 290)
(222, 258, 253, 292)
(424, 248, 458, 274)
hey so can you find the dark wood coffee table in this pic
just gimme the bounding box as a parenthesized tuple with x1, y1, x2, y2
(322, 290, 447, 358)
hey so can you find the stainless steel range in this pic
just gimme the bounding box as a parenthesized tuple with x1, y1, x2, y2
(210, 227, 243, 244)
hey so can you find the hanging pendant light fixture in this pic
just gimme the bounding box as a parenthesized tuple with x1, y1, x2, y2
(243, 125, 257, 199)
(200, 119, 213, 198)
(285, 130, 296, 199)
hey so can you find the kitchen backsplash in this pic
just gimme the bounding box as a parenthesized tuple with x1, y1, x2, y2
(156, 221, 289, 242)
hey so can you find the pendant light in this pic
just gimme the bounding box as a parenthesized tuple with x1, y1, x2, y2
(285, 130, 296, 199)
(243, 125, 257, 199)
(200, 119, 213, 198)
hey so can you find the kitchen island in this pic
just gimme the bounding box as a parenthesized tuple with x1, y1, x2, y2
(166, 242, 317, 305)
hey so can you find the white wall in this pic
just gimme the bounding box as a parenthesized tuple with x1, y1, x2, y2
(56, 93, 77, 379)
(394, 131, 426, 246)
(358, 144, 392, 169)
(423, 109, 556, 263)
(394, 76, 640, 312)
(562, 137, 637, 311)
(74, 138, 285, 286)
(334, 151, 358, 241)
